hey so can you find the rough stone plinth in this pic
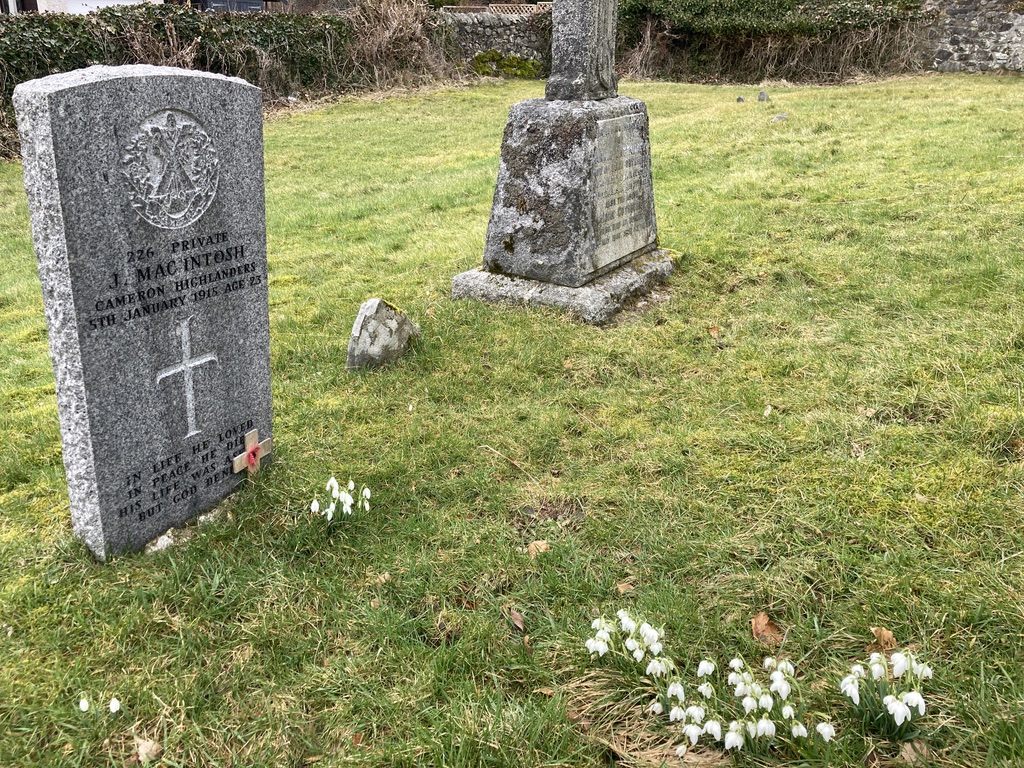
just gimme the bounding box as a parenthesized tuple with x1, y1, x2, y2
(346, 298, 421, 369)
(453, 251, 673, 324)
(545, 0, 617, 101)
(14, 65, 272, 560)
(483, 96, 657, 288)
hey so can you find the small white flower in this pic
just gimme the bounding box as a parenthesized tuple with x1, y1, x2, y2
(684, 723, 703, 745)
(770, 677, 792, 700)
(840, 674, 861, 706)
(850, 664, 866, 679)
(758, 693, 774, 712)
(639, 623, 661, 647)
(727, 671, 741, 687)
(625, 637, 640, 653)
(729, 657, 745, 671)
(675, 743, 687, 758)
(703, 720, 723, 741)
(777, 660, 795, 676)
(791, 722, 808, 738)
(326, 476, 339, 496)
(763, 656, 777, 670)
(632, 648, 644, 662)
(362, 486, 371, 500)
(617, 610, 636, 634)
(756, 716, 776, 738)
(746, 720, 758, 738)
(749, 682, 763, 698)
(781, 704, 795, 720)
(646, 658, 669, 677)
(734, 681, 749, 698)
(885, 694, 912, 726)
(697, 682, 714, 699)
(891, 652, 910, 678)
(326, 502, 335, 522)
(648, 698, 664, 715)
(669, 705, 686, 722)
(870, 661, 887, 680)
(685, 705, 705, 724)
(649, 641, 663, 656)
(109, 698, 120, 714)
(742, 696, 757, 714)
(724, 722, 745, 751)
(666, 681, 685, 702)
(591, 618, 606, 631)
(310, 499, 320, 514)
(79, 698, 89, 712)
(348, 479, 355, 491)
(594, 629, 610, 642)
(816, 722, 836, 742)
(585, 638, 609, 656)
(917, 664, 934, 680)
(901, 691, 926, 717)
(697, 659, 716, 678)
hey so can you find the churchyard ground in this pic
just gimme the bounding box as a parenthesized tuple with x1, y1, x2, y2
(1, 76, 1023, 766)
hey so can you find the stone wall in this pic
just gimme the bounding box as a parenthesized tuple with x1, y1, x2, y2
(439, 10, 548, 64)
(931, 0, 1024, 71)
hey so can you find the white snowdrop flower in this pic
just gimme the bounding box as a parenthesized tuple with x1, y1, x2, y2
(756, 716, 776, 738)
(697, 682, 714, 699)
(617, 610, 636, 634)
(885, 694, 912, 726)
(816, 722, 836, 742)
(310, 499, 320, 515)
(684, 723, 703, 745)
(911, 659, 932, 679)
(727, 671, 741, 687)
(649, 641, 663, 656)
(729, 657, 744, 671)
(724, 722, 745, 751)
(763, 656, 777, 670)
(79, 698, 89, 712)
(742, 696, 758, 715)
(891, 652, 910, 678)
(675, 743, 687, 758)
(749, 682, 763, 698)
(697, 659, 716, 678)
(685, 705, 705, 724)
(850, 664, 866, 679)
(746, 720, 758, 739)
(734, 682, 749, 698)
(639, 623, 661, 647)
(791, 722, 808, 738)
(647, 658, 669, 677)
(917, 664, 934, 680)
(781, 704, 795, 720)
(408, 404, 413, 411)
(347, 479, 355, 491)
(326, 476, 339, 496)
(666, 681, 685, 702)
(669, 705, 686, 722)
(770, 677, 791, 700)
(326, 502, 336, 522)
(758, 693, 774, 712)
(594, 629, 611, 642)
(341, 490, 354, 515)
(632, 648, 645, 662)
(647, 698, 664, 715)
(901, 691, 926, 717)
(591, 618, 607, 631)
(585, 638, 609, 656)
(869, 660, 887, 680)
(840, 674, 861, 706)
(362, 486, 371, 500)
(777, 660, 795, 676)
(625, 637, 640, 653)
(109, 698, 121, 714)
(703, 720, 723, 741)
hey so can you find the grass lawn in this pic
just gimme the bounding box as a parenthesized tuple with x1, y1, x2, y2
(2, 75, 1024, 766)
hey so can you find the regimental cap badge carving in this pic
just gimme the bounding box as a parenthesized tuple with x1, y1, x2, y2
(121, 109, 219, 230)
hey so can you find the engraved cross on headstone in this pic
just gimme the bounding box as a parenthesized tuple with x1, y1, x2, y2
(545, 0, 618, 102)
(155, 316, 218, 438)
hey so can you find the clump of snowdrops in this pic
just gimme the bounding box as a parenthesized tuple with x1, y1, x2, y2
(586, 609, 837, 758)
(840, 650, 933, 738)
(310, 476, 370, 523)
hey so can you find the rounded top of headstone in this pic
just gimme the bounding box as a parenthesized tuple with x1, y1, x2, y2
(13, 65, 257, 98)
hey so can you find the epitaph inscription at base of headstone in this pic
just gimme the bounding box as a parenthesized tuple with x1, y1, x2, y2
(453, 0, 671, 320)
(14, 65, 273, 560)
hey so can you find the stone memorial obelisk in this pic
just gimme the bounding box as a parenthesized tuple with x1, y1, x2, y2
(14, 66, 273, 560)
(452, 0, 672, 323)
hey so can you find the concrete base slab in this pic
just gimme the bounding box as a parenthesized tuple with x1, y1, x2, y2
(451, 251, 673, 325)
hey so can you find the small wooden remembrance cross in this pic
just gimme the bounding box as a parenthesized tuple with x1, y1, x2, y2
(232, 429, 273, 476)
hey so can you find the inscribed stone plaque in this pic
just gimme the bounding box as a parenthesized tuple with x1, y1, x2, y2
(14, 65, 272, 560)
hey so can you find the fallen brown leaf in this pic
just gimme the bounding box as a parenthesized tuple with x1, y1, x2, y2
(134, 736, 163, 765)
(900, 739, 930, 765)
(527, 540, 551, 559)
(370, 597, 380, 609)
(534, 687, 556, 696)
(751, 611, 783, 645)
(616, 581, 635, 594)
(870, 626, 897, 652)
(913, 493, 929, 504)
(352, 732, 364, 746)
(374, 572, 392, 585)
(508, 608, 526, 633)
(708, 325, 720, 339)
(857, 406, 878, 418)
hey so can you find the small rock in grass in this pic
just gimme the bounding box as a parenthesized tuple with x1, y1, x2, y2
(737, 96, 746, 103)
(772, 113, 789, 123)
(758, 91, 769, 102)
(347, 298, 421, 369)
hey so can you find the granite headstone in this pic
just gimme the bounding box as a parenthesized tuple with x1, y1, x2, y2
(14, 65, 273, 560)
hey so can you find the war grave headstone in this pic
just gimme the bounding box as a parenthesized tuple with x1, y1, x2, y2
(452, 0, 673, 323)
(14, 65, 273, 561)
